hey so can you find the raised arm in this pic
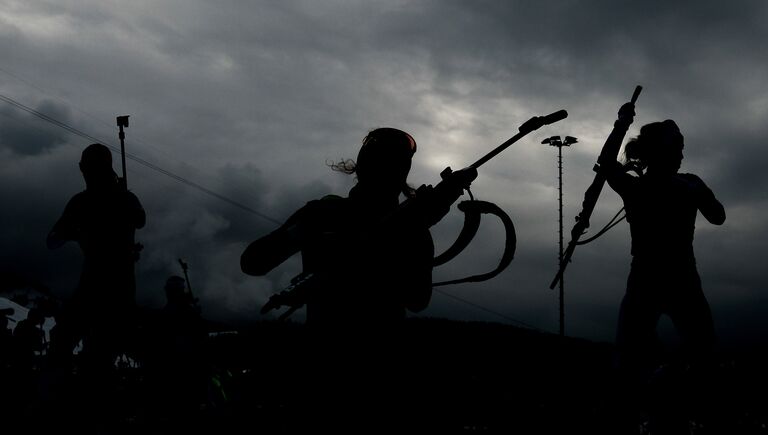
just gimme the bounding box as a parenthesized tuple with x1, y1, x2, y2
(604, 161, 638, 198)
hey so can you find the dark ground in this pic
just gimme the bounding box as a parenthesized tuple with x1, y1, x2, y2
(2, 317, 767, 434)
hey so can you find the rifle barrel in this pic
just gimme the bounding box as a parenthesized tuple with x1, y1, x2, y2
(470, 131, 527, 169)
(548, 87, 641, 289)
(470, 109, 568, 169)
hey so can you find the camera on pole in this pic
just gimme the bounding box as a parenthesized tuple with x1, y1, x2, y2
(116, 115, 130, 191)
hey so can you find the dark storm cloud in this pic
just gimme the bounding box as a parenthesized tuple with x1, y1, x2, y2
(0, 1, 766, 343)
(0, 100, 71, 155)
(377, 1, 768, 101)
(0, 142, 84, 296)
(705, 124, 768, 206)
(114, 153, 337, 321)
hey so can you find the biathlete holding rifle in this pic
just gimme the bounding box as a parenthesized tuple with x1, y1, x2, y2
(606, 118, 725, 433)
(240, 128, 477, 330)
(46, 126, 145, 422)
(243, 111, 567, 329)
(47, 143, 145, 371)
(240, 114, 565, 432)
(240, 128, 477, 432)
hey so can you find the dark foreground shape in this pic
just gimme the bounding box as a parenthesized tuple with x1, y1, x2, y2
(3, 317, 765, 434)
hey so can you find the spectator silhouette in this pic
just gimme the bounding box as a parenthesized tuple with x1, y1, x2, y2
(143, 276, 207, 426)
(0, 309, 21, 427)
(161, 275, 202, 327)
(13, 307, 45, 371)
(46, 143, 145, 419)
(240, 127, 476, 431)
(0, 309, 13, 368)
(606, 120, 725, 433)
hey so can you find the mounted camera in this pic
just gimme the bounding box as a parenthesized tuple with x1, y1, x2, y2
(116, 115, 130, 129)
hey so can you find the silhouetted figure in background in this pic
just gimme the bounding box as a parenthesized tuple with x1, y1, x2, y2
(46, 143, 145, 423)
(241, 128, 476, 431)
(606, 120, 725, 434)
(0, 310, 16, 424)
(13, 307, 45, 371)
(0, 309, 12, 368)
(143, 276, 206, 427)
(161, 275, 202, 327)
(10, 308, 46, 421)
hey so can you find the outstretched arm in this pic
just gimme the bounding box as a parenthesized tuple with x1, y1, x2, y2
(241, 205, 309, 277)
(241, 223, 303, 276)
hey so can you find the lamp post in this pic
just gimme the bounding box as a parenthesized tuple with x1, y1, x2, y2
(542, 135, 577, 336)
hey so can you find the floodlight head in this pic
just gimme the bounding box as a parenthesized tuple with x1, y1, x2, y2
(564, 136, 578, 145)
(542, 135, 561, 145)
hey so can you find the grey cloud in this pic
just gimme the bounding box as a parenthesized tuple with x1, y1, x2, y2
(0, 143, 85, 297)
(0, 100, 71, 155)
(0, 1, 766, 345)
(704, 125, 768, 206)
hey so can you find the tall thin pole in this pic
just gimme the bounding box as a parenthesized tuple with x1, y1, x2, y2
(558, 143, 564, 337)
(116, 115, 130, 190)
(542, 135, 576, 337)
(119, 125, 127, 186)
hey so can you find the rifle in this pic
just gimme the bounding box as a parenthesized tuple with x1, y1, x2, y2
(261, 109, 568, 318)
(549, 86, 642, 289)
(178, 258, 200, 308)
(116, 115, 144, 261)
(260, 272, 314, 320)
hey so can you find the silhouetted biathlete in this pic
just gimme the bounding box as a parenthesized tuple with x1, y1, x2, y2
(241, 128, 476, 328)
(46, 143, 145, 372)
(155, 276, 205, 352)
(241, 128, 476, 432)
(606, 120, 725, 432)
(143, 276, 207, 418)
(607, 120, 724, 368)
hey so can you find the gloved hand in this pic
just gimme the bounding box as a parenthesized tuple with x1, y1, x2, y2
(436, 166, 478, 201)
(617, 102, 636, 125)
(414, 166, 478, 226)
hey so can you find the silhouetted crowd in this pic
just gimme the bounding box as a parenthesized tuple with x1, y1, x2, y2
(2, 94, 738, 434)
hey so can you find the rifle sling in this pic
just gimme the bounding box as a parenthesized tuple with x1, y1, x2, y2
(432, 200, 516, 286)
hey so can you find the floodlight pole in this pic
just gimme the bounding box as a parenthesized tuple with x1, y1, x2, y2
(542, 135, 577, 337)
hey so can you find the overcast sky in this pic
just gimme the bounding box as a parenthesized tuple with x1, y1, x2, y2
(1, 0, 766, 348)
